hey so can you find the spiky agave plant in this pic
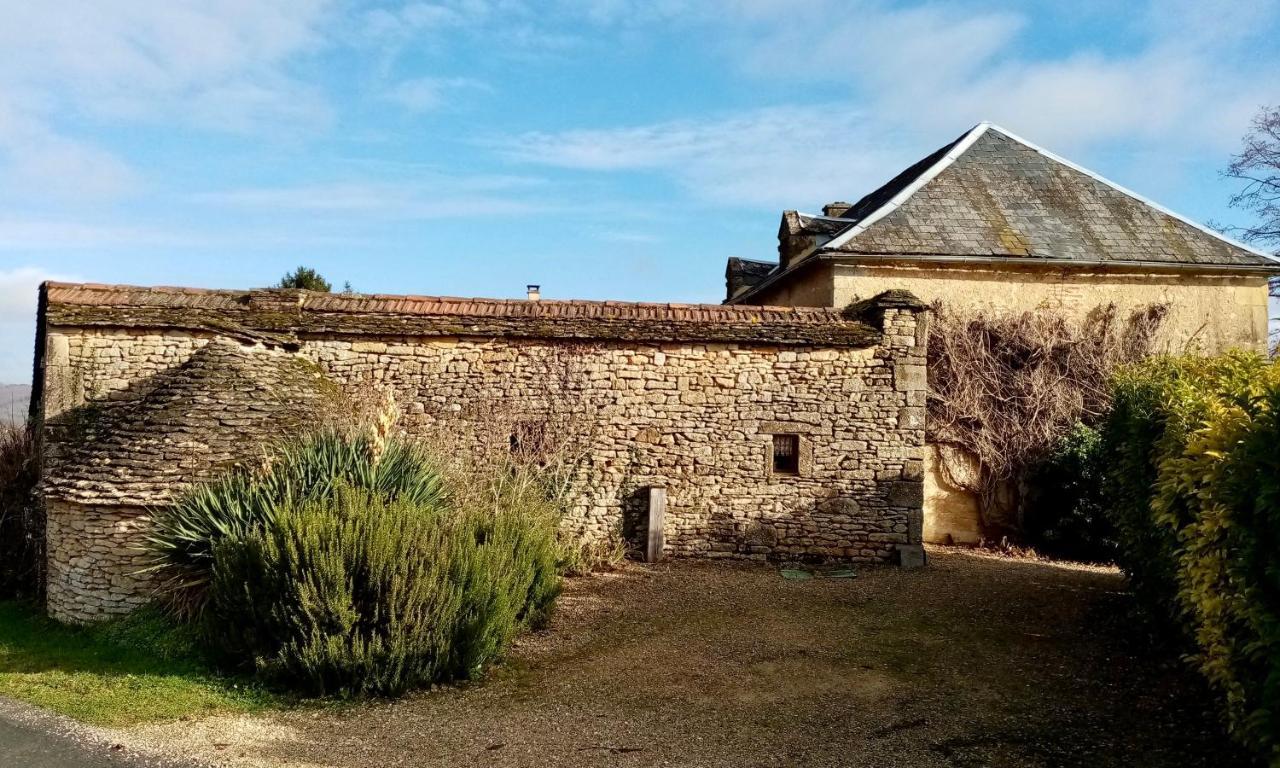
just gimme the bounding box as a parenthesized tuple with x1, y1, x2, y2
(145, 428, 446, 619)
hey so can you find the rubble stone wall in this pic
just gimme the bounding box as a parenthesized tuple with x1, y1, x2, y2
(40, 300, 927, 623)
(45, 501, 154, 624)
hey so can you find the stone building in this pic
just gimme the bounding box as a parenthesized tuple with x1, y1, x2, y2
(34, 282, 928, 623)
(725, 122, 1280, 545)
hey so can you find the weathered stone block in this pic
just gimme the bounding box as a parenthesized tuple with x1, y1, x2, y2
(894, 362, 927, 392)
(896, 544, 926, 569)
(902, 458, 924, 481)
(886, 480, 924, 507)
(897, 406, 925, 429)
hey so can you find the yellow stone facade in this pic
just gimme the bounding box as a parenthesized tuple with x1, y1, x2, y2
(752, 257, 1272, 544)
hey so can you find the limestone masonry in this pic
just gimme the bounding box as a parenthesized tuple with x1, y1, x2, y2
(35, 283, 928, 623)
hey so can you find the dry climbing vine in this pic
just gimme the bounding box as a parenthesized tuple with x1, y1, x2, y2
(925, 301, 1168, 533)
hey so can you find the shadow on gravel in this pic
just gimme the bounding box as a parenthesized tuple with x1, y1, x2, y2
(125, 549, 1252, 768)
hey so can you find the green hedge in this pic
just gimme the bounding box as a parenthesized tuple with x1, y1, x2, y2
(1101, 352, 1280, 764)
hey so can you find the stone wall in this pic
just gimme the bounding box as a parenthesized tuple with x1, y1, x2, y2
(37, 285, 928, 623)
(45, 502, 154, 623)
(299, 310, 926, 559)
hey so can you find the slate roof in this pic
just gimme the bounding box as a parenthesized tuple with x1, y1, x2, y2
(728, 122, 1279, 303)
(44, 282, 897, 348)
(825, 123, 1278, 267)
(725, 257, 777, 300)
(42, 339, 333, 507)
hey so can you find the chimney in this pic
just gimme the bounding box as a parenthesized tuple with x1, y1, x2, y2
(526, 284, 541, 301)
(823, 201, 853, 218)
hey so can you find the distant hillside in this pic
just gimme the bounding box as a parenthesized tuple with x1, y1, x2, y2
(1, 384, 31, 425)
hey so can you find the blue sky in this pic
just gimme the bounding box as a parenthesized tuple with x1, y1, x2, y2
(1, 0, 1278, 382)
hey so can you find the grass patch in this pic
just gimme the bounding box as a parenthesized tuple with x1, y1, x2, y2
(0, 601, 280, 727)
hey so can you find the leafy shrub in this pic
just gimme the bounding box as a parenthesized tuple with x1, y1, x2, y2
(1099, 352, 1280, 764)
(0, 423, 41, 599)
(147, 429, 445, 617)
(275, 266, 332, 292)
(206, 481, 559, 697)
(1023, 423, 1114, 562)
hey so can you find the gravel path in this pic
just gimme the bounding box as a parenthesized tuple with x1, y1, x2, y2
(116, 548, 1248, 767)
(0, 697, 203, 768)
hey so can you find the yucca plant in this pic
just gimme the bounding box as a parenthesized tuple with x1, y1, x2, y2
(146, 428, 446, 618)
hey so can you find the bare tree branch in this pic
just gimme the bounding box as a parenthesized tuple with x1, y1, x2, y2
(1222, 106, 1280, 251)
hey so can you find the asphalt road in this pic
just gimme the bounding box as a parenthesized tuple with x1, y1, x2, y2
(0, 698, 199, 768)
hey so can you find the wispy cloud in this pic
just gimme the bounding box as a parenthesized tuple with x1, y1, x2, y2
(0, 266, 82, 383)
(382, 76, 492, 113)
(0, 101, 142, 200)
(0, 267, 75, 321)
(500, 105, 914, 208)
(192, 176, 557, 219)
(494, 0, 1280, 208)
(0, 218, 195, 250)
(0, 0, 336, 200)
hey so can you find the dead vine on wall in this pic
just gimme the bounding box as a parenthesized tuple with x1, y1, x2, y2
(926, 302, 1168, 533)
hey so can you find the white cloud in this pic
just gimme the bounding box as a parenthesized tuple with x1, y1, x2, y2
(383, 77, 491, 113)
(0, 101, 142, 200)
(0, 266, 81, 384)
(192, 176, 555, 218)
(501, 105, 921, 208)
(713, 0, 1276, 153)
(0, 218, 198, 251)
(0, 1, 333, 121)
(498, 0, 1280, 207)
(0, 0, 336, 200)
(0, 267, 69, 322)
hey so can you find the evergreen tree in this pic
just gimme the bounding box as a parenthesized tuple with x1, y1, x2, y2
(276, 266, 332, 292)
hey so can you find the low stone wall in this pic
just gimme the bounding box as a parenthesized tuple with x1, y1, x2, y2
(36, 284, 928, 623)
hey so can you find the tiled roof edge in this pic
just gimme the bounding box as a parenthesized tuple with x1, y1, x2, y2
(822, 122, 991, 252)
(43, 282, 882, 348)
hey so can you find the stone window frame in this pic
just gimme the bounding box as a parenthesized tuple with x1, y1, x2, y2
(759, 421, 814, 479)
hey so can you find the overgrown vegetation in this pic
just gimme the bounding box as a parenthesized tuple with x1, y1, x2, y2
(1022, 423, 1112, 562)
(147, 397, 567, 697)
(0, 423, 41, 599)
(418, 347, 625, 574)
(146, 427, 445, 618)
(1099, 352, 1280, 764)
(926, 302, 1166, 535)
(207, 480, 559, 697)
(0, 601, 275, 726)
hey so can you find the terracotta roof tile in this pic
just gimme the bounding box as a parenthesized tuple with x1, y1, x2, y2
(44, 282, 896, 348)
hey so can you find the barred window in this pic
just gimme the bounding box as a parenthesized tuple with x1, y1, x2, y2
(772, 434, 800, 475)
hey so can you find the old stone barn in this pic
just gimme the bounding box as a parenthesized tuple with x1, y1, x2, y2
(29, 121, 1280, 624)
(33, 283, 928, 623)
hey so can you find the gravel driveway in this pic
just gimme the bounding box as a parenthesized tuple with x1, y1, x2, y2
(116, 548, 1248, 767)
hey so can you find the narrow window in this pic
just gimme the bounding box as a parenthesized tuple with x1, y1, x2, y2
(772, 434, 800, 475)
